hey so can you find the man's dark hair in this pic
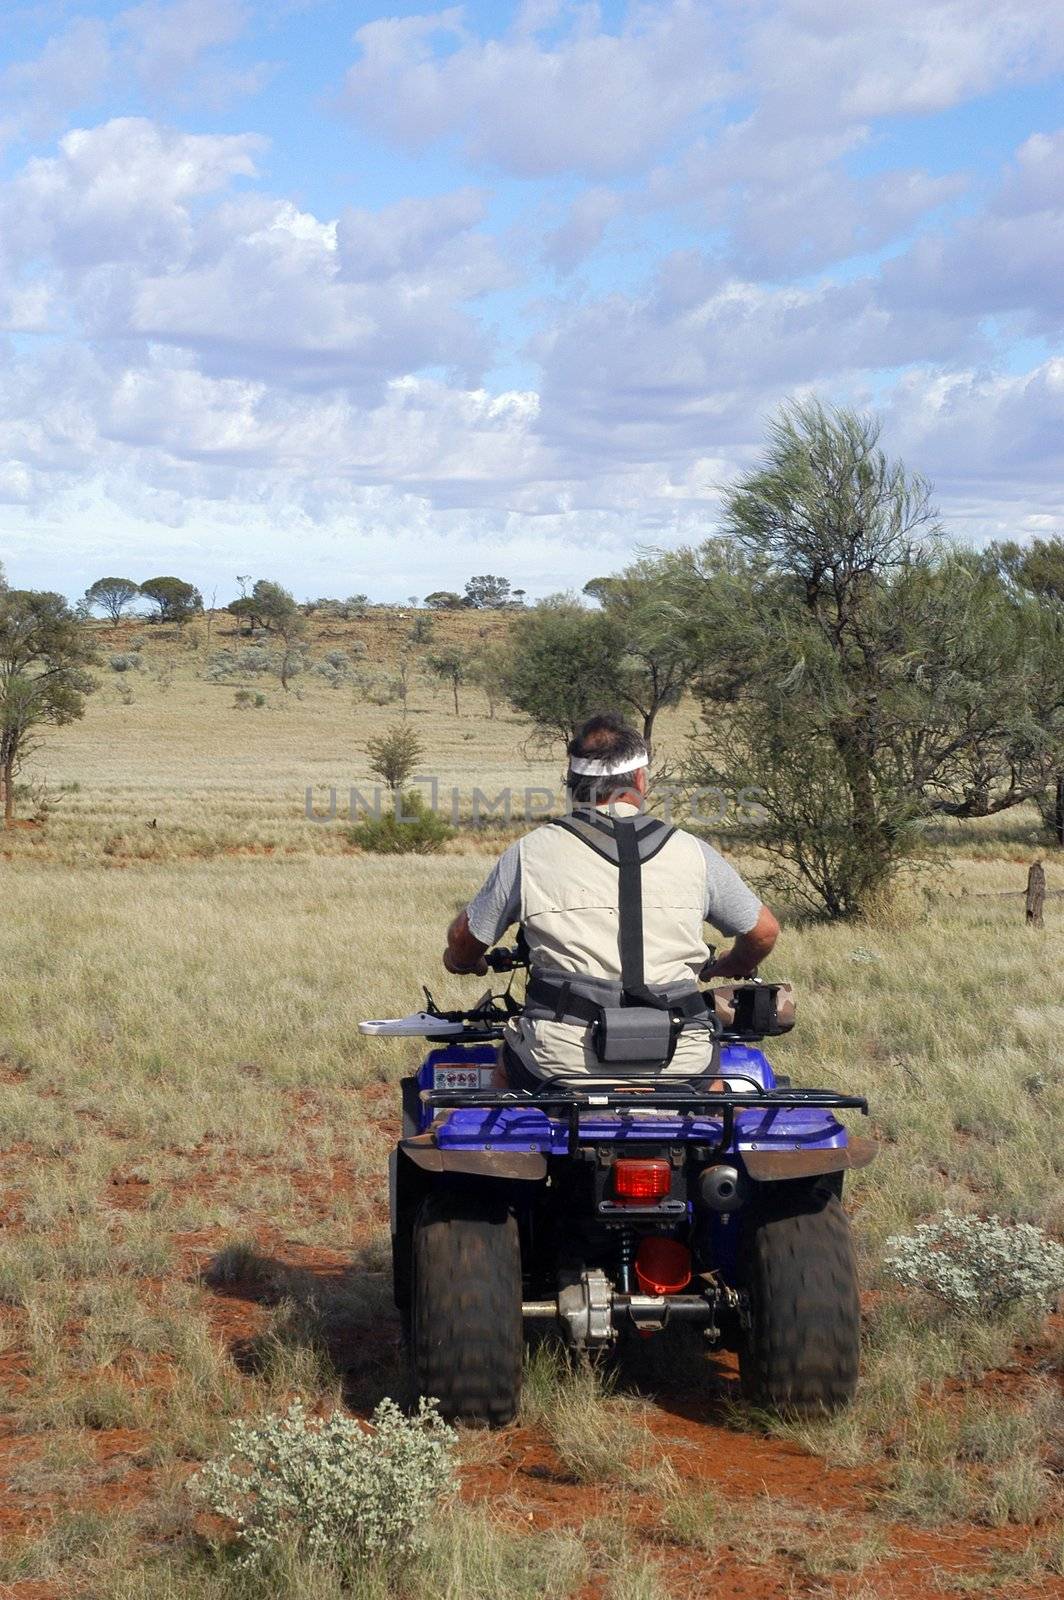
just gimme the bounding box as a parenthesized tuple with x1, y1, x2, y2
(566, 712, 647, 803)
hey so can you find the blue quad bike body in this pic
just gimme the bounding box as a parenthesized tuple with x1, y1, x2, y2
(364, 955, 874, 1426)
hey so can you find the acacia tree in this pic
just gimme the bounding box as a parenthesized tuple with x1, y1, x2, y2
(684, 401, 1064, 916)
(583, 555, 696, 748)
(986, 537, 1064, 845)
(228, 578, 301, 636)
(0, 590, 96, 825)
(84, 577, 139, 623)
(466, 635, 509, 719)
(425, 647, 469, 716)
(464, 574, 511, 609)
(263, 584, 307, 692)
(503, 578, 694, 753)
(140, 576, 202, 624)
(501, 598, 621, 742)
(366, 724, 425, 791)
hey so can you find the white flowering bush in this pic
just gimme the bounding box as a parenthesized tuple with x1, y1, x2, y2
(194, 1397, 457, 1569)
(884, 1211, 1064, 1317)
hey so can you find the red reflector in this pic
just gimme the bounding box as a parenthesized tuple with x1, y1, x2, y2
(635, 1236, 692, 1295)
(612, 1158, 671, 1202)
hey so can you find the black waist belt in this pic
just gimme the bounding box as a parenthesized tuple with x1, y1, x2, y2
(526, 973, 711, 1028)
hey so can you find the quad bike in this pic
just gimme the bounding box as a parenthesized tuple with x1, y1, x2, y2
(361, 949, 875, 1426)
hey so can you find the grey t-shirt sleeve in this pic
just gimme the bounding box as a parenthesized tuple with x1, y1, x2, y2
(466, 841, 522, 945)
(697, 840, 762, 937)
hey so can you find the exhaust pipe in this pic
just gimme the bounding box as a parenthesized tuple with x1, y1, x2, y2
(699, 1163, 747, 1213)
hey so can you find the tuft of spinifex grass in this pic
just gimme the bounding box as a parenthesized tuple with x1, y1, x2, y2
(520, 1344, 649, 1484)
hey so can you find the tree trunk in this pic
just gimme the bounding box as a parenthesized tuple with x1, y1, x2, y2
(452, 680, 460, 717)
(1026, 861, 1046, 927)
(3, 753, 14, 827)
(1055, 774, 1064, 848)
(838, 735, 890, 915)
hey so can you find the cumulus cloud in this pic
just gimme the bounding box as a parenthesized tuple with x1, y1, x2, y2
(124, 189, 509, 390)
(881, 129, 1064, 332)
(120, 0, 248, 89)
(338, 1, 727, 178)
(541, 188, 623, 274)
(741, 0, 1064, 131)
(118, 0, 272, 106)
(0, 19, 112, 145)
(0, 121, 507, 393)
(2, 4, 1064, 592)
(0, 120, 264, 276)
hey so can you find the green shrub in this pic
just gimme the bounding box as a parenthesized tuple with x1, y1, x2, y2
(193, 1397, 457, 1571)
(109, 653, 142, 672)
(347, 792, 454, 855)
(233, 690, 266, 710)
(366, 723, 425, 792)
(884, 1211, 1064, 1317)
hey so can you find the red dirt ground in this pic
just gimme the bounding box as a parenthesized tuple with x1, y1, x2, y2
(0, 1124, 1060, 1599)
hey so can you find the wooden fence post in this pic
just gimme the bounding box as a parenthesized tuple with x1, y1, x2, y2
(1026, 860, 1046, 928)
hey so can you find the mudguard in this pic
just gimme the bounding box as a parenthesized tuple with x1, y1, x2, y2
(743, 1135, 877, 1181)
(398, 1137, 547, 1181)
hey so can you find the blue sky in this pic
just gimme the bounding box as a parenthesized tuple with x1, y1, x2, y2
(1, 0, 1062, 604)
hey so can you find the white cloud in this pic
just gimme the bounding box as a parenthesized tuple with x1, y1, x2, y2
(0, 119, 508, 390)
(743, 0, 1064, 130)
(0, 0, 265, 151)
(118, 0, 258, 98)
(0, 19, 112, 146)
(336, 188, 488, 280)
(541, 187, 623, 274)
(887, 359, 1064, 492)
(0, 119, 264, 275)
(339, 1, 727, 178)
(2, 7, 1064, 594)
(881, 127, 1064, 330)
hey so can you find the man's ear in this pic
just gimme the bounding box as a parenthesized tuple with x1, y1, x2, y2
(634, 765, 649, 795)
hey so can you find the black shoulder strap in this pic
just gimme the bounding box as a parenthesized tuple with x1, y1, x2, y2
(550, 810, 674, 866)
(614, 818, 681, 1007)
(550, 812, 620, 863)
(548, 811, 678, 1008)
(613, 819, 646, 997)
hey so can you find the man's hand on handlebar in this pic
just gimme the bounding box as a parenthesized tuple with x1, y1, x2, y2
(444, 910, 490, 976)
(700, 905, 781, 982)
(443, 947, 489, 977)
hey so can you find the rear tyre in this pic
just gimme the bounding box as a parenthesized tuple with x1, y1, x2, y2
(738, 1185, 860, 1414)
(411, 1187, 523, 1426)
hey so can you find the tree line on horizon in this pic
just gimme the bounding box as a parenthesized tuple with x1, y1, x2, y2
(2, 400, 1063, 915)
(71, 572, 528, 626)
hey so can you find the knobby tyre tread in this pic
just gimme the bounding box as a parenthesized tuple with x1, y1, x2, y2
(739, 1188, 860, 1414)
(411, 1188, 523, 1426)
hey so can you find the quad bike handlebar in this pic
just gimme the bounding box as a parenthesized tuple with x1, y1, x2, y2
(483, 944, 528, 973)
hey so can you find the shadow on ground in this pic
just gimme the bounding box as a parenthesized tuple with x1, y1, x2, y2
(202, 1241, 409, 1413)
(609, 1324, 751, 1430)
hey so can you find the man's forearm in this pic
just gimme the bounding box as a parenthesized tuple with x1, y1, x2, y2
(703, 905, 780, 979)
(443, 910, 489, 975)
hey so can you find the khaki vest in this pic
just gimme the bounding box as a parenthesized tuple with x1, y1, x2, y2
(505, 804, 715, 1080)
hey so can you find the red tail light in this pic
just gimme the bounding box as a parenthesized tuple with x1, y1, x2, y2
(612, 1158, 671, 1202)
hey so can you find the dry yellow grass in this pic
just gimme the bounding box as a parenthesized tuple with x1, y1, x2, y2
(0, 609, 1061, 1597)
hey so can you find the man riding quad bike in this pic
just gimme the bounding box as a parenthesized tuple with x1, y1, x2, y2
(361, 714, 874, 1425)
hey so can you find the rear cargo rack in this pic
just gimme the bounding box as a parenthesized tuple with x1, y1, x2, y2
(421, 1076, 868, 1158)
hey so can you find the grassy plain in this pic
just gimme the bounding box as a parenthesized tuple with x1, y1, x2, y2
(0, 612, 1061, 1598)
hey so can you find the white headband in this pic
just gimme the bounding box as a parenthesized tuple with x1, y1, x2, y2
(568, 753, 648, 777)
